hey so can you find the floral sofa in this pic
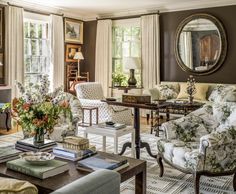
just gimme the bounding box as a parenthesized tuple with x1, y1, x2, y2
(157, 102, 236, 194)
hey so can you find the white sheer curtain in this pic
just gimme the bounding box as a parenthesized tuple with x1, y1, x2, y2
(95, 20, 112, 97)
(141, 14, 160, 89)
(5, 6, 24, 98)
(50, 15, 64, 90)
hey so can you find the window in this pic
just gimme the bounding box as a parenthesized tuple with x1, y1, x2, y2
(24, 12, 50, 85)
(112, 19, 141, 86)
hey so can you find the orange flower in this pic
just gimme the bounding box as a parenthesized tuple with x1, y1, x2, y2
(59, 100, 69, 108)
(22, 103, 31, 111)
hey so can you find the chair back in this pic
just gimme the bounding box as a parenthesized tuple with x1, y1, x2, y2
(75, 82, 104, 100)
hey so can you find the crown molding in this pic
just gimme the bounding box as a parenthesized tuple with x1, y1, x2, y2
(1, 0, 236, 21)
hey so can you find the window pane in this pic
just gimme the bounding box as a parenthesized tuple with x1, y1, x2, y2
(24, 19, 50, 86)
(112, 24, 141, 87)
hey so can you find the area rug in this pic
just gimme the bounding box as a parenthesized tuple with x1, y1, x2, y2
(77, 130, 235, 194)
(0, 131, 234, 194)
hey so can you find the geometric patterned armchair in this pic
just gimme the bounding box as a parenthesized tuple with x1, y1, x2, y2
(157, 103, 236, 194)
(75, 82, 132, 125)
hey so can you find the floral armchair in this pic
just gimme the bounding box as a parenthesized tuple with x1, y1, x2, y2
(47, 92, 83, 142)
(157, 103, 236, 194)
(75, 82, 132, 125)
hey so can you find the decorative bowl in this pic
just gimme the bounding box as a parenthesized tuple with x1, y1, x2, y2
(19, 152, 55, 165)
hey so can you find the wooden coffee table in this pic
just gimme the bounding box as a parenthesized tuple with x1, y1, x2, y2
(0, 152, 147, 194)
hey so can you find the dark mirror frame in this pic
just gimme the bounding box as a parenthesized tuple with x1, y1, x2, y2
(174, 13, 227, 76)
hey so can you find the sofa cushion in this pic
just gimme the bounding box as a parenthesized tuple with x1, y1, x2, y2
(158, 84, 179, 100)
(177, 83, 208, 101)
(208, 84, 236, 103)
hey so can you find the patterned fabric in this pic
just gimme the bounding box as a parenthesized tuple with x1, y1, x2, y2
(208, 84, 236, 103)
(159, 84, 179, 100)
(48, 92, 83, 142)
(75, 82, 104, 100)
(158, 103, 236, 173)
(75, 82, 132, 125)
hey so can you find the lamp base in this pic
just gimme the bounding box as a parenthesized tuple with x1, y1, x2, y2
(128, 69, 137, 86)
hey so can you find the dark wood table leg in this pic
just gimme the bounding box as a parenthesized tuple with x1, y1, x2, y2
(135, 166, 146, 194)
(5, 112, 10, 131)
(134, 107, 141, 159)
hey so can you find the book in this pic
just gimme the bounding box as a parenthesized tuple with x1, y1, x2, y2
(15, 144, 54, 152)
(53, 146, 96, 158)
(16, 138, 57, 149)
(7, 158, 69, 179)
(0, 145, 22, 163)
(77, 154, 128, 172)
(97, 123, 126, 130)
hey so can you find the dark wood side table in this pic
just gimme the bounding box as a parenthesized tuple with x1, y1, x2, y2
(0, 103, 10, 131)
(103, 100, 170, 159)
(0, 152, 147, 194)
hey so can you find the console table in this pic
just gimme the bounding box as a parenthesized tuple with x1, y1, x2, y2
(103, 100, 170, 159)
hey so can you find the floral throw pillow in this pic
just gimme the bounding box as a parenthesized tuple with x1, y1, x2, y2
(159, 84, 178, 100)
(212, 102, 235, 124)
(208, 85, 236, 103)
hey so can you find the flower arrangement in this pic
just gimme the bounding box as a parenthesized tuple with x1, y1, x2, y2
(12, 75, 72, 144)
(186, 75, 196, 104)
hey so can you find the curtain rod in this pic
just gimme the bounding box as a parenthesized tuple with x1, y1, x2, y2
(7, 2, 64, 17)
(96, 10, 160, 21)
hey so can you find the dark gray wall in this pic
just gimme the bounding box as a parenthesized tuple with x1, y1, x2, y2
(83, 5, 236, 84)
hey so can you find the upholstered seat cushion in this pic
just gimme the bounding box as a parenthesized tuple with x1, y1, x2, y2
(157, 139, 199, 169)
(0, 177, 38, 194)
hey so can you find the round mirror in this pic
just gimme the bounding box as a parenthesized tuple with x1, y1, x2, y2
(175, 14, 227, 75)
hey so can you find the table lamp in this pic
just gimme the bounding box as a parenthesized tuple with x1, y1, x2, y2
(124, 57, 141, 86)
(73, 52, 84, 77)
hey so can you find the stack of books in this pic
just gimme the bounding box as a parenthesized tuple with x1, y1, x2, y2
(77, 154, 129, 172)
(7, 158, 69, 179)
(0, 145, 22, 163)
(53, 146, 97, 161)
(98, 122, 126, 130)
(15, 138, 57, 152)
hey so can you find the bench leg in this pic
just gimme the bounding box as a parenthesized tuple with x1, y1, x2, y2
(102, 136, 106, 152)
(114, 136, 118, 154)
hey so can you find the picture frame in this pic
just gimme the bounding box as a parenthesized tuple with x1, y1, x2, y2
(64, 18, 83, 44)
(65, 44, 81, 62)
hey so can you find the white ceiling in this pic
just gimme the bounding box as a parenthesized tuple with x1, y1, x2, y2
(5, 0, 236, 20)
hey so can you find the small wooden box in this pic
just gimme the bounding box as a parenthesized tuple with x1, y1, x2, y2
(122, 94, 151, 104)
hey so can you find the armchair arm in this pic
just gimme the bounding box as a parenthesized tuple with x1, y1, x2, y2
(197, 126, 236, 173)
(51, 169, 120, 194)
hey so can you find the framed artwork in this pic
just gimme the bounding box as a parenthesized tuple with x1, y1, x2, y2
(65, 44, 81, 62)
(65, 18, 83, 44)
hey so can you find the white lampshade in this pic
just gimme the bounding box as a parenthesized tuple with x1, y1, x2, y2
(123, 57, 141, 70)
(73, 52, 84, 60)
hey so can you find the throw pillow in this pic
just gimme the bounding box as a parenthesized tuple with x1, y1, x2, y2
(177, 83, 208, 101)
(212, 102, 235, 124)
(208, 85, 236, 103)
(148, 88, 160, 101)
(158, 84, 178, 100)
(0, 177, 38, 194)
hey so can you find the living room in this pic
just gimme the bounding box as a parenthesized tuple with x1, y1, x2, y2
(0, 0, 235, 194)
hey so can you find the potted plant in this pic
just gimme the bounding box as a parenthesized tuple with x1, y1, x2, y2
(112, 72, 126, 87)
(12, 75, 72, 145)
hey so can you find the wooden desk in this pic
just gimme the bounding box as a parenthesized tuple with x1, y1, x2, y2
(0, 152, 147, 194)
(103, 100, 170, 159)
(110, 86, 143, 93)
